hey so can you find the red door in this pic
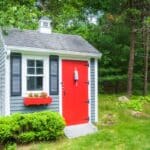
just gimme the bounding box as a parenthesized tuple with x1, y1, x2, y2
(62, 60, 89, 125)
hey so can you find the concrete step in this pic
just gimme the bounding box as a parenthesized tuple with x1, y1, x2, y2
(64, 123, 97, 138)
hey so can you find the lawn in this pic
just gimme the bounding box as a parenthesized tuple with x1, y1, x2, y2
(17, 95, 150, 150)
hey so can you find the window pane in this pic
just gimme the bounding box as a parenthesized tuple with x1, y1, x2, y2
(27, 60, 35, 67)
(27, 68, 35, 74)
(36, 60, 43, 67)
(27, 59, 43, 91)
(12, 76, 20, 93)
(43, 22, 48, 27)
(36, 77, 43, 90)
(27, 77, 35, 90)
(51, 60, 57, 75)
(12, 58, 20, 75)
(27, 76, 43, 91)
(36, 68, 43, 74)
(50, 76, 57, 92)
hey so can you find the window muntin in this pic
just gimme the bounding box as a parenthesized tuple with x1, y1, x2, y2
(27, 59, 43, 91)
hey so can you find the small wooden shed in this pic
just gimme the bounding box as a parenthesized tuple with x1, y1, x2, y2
(0, 17, 101, 128)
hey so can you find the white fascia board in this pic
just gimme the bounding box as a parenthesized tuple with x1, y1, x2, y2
(7, 45, 102, 59)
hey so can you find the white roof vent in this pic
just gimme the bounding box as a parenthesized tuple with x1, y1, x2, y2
(39, 16, 52, 34)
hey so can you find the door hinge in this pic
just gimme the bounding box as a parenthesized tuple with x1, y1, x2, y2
(85, 100, 89, 104)
(85, 63, 89, 67)
(85, 117, 89, 121)
(84, 81, 89, 84)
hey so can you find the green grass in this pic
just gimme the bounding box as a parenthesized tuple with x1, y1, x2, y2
(17, 95, 150, 150)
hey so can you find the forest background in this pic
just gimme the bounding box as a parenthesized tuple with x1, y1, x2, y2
(0, 0, 150, 97)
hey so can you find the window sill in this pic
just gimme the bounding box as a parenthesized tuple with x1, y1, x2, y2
(24, 97, 52, 106)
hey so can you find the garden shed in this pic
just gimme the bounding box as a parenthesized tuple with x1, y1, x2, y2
(0, 17, 101, 136)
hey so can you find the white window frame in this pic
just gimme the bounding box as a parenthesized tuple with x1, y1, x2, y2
(22, 55, 49, 97)
(26, 59, 44, 91)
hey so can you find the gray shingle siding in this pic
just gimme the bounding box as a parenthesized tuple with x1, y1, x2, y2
(90, 59, 96, 122)
(0, 31, 6, 115)
(10, 95, 59, 114)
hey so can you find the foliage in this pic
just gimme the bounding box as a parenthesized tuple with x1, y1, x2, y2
(17, 95, 150, 150)
(0, 0, 150, 94)
(0, 0, 40, 29)
(5, 143, 17, 150)
(120, 99, 144, 111)
(0, 111, 65, 145)
(119, 96, 150, 111)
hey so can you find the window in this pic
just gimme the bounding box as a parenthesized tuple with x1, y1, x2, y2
(43, 22, 49, 28)
(50, 56, 59, 95)
(11, 53, 21, 96)
(27, 60, 43, 91)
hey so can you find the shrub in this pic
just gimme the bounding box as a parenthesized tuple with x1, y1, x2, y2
(142, 96, 150, 103)
(27, 92, 48, 98)
(40, 92, 48, 98)
(34, 93, 39, 97)
(5, 143, 17, 150)
(127, 99, 144, 111)
(119, 96, 147, 111)
(18, 132, 35, 143)
(28, 92, 33, 97)
(0, 111, 65, 145)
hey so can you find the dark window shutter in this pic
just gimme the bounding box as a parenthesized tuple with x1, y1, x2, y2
(49, 55, 59, 95)
(11, 53, 22, 96)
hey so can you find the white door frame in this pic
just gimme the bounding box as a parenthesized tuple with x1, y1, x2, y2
(59, 57, 91, 123)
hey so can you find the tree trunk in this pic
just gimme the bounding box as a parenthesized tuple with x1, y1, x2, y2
(144, 27, 150, 95)
(127, 26, 136, 97)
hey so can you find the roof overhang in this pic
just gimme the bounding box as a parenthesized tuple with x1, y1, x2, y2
(6, 45, 102, 59)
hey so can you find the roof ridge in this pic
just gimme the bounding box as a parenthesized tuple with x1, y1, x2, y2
(2, 28, 83, 38)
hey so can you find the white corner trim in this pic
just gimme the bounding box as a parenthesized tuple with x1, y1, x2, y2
(5, 55, 10, 115)
(59, 57, 62, 115)
(0, 31, 7, 54)
(7, 45, 102, 58)
(95, 59, 98, 122)
(88, 60, 91, 123)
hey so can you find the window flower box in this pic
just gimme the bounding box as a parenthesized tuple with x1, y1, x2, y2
(24, 97, 52, 106)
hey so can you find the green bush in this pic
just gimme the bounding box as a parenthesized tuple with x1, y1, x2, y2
(18, 132, 35, 143)
(0, 111, 65, 144)
(5, 143, 16, 150)
(127, 99, 144, 111)
(119, 96, 149, 111)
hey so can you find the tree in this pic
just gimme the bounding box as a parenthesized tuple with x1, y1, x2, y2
(122, 0, 149, 97)
(143, 25, 150, 95)
(0, 0, 41, 29)
(0, 0, 149, 94)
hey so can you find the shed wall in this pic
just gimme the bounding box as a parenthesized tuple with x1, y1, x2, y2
(10, 57, 97, 123)
(10, 95, 59, 114)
